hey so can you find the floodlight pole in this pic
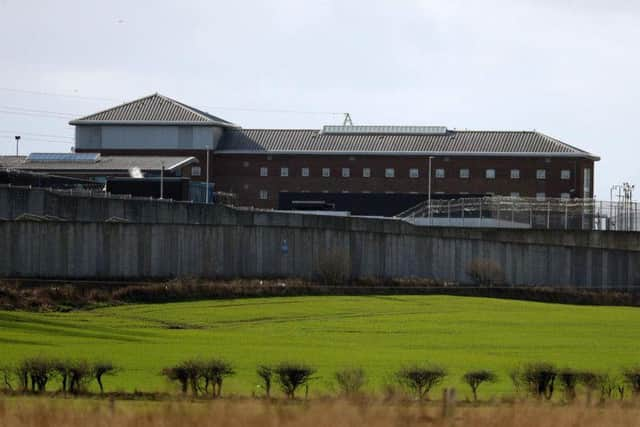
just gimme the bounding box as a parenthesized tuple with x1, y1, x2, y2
(14, 135, 20, 156)
(160, 162, 165, 199)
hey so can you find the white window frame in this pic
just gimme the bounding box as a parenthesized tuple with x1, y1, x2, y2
(385, 168, 395, 178)
(560, 192, 570, 200)
(561, 169, 571, 180)
(322, 168, 330, 177)
(280, 167, 289, 177)
(342, 167, 350, 178)
(459, 168, 470, 179)
(260, 167, 268, 177)
(409, 168, 419, 178)
(536, 169, 546, 180)
(435, 168, 445, 178)
(259, 190, 268, 200)
(191, 166, 201, 177)
(301, 167, 309, 177)
(362, 168, 371, 178)
(485, 169, 496, 179)
(536, 192, 546, 201)
(510, 169, 520, 179)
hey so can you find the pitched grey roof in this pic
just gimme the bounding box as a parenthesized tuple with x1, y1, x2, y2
(0, 155, 198, 172)
(69, 93, 237, 127)
(216, 128, 599, 159)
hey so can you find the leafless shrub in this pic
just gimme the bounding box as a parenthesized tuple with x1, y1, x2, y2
(518, 363, 557, 400)
(256, 365, 273, 398)
(201, 359, 235, 398)
(68, 360, 92, 394)
(0, 365, 14, 391)
(315, 250, 350, 286)
(396, 365, 446, 400)
(462, 370, 497, 401)
(162, 360, 200, 395)
(335, 367, 366, 396)
(622, 367, 640, 396)
(558, 368, 579, 401)
(466, 259, 505, 286)
(93, 362, 118, 394)
(274, 362, 317, 399)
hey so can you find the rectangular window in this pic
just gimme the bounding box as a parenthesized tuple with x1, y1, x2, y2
(561, 169, 571, 180)
(583, 168, 591, 197)
(510, 192, 520, 198)
(536, 192, 546, 201)
(536, 169, 546, 180)
(561, 192, 570, 200)
(260, 167, 268, 177)
(409, 168, 419, 178)
(385, 168, 395, 178)
(301, 167, 309, 177)
(280, 167, 289, 177)
(259, 190, 268, 200)
(485, 169, 496, 179)
(510, 169, 520, 179)
(191, 166, 201, 177)
(322, 168, 330, 177)
(459, 168, 470, 179)
(362, 168, 371, 178)
(342, 168, 350, 178)
(435, 168, 445, 178)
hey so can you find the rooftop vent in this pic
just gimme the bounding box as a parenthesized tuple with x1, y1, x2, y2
(27, 153, 100, 163)
(321, 125, 448, 135)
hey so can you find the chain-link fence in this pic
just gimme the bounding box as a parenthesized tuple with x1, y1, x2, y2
(399, 197, 640, 231)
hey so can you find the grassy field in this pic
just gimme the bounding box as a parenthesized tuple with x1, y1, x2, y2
(2, 295, 640, 398)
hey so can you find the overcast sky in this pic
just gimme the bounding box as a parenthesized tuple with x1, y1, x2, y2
(0, 0, 638, 199)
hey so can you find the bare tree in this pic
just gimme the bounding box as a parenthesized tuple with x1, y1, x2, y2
(256, 365, 273, 398)
(335, 367, 366, 396)
(93, 362, 118, 394)
(462, 370, 497, 401)
(396, 365, 446, 400)
(275, 362, 316, 399)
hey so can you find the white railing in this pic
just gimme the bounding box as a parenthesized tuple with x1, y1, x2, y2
(399, 197, 640, 231)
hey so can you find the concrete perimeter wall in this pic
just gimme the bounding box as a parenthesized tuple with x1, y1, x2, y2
(1, 186, 639, 287)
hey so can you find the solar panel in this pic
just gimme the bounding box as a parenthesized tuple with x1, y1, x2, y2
(322, 125, 448, 135)
(27, 152, 100, 163)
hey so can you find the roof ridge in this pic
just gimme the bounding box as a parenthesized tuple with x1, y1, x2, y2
(69, 93, 237, 127)
(533, 131, 595, 156)
(71, 93, 159, 122)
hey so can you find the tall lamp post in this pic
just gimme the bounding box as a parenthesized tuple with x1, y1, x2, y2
(160, 162, 165, 199)
(427, 156, 434, 224)
(14, 135, 20, 156)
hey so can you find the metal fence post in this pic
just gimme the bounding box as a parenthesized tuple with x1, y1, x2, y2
(448, 200, 451, 225)
(461, 199, 465, 226)
(546, 200, 551, 229)
(564, 202, 568, 230)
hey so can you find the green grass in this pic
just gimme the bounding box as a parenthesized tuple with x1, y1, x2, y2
(1, 295, 639, 398)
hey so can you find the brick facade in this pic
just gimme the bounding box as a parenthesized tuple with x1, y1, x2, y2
(87, 149, 595, 209)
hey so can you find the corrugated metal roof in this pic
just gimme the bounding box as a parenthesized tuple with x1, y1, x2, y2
(216, 129, 598, 159)
(0, 155, 198, 171)
(69, 94, 236, 127)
